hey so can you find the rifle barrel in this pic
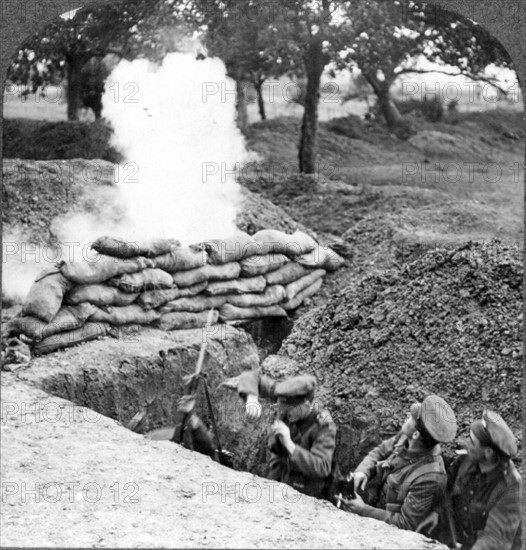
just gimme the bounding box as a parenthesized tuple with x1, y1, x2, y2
(171, 308, 216, 444)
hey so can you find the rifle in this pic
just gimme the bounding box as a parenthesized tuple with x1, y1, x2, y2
(201, 373, 234, 468)
(171, 308, 215, 444)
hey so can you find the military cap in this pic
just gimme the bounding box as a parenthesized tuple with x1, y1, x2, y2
(275, 375, 317, 400)
(415, 395, 457, 443)
(480, 410, 517, 458)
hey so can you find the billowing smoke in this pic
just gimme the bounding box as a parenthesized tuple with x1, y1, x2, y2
(2, 229, 58, 305)
(3, 51, 251, 304)
(101, 51, 248, 243)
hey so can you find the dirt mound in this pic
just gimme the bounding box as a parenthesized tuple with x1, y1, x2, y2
(279, 240, 522, 469)
(2, 159, 316, 247)
(236, 187, 316, 238)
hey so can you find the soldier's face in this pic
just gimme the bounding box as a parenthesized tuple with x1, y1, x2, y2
(278, 399, 312, 423)
(401, 411, 418, 437)
(466, 431, 486, 463)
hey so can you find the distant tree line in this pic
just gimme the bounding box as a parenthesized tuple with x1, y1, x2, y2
(7, 0, 514, 175)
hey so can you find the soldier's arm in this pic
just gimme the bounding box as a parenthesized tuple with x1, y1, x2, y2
(237, 370, 277, 400)
(354, 434, 400, 480)
(472, 479, 522, 550)
(358, 474, 445, 532)
(288, 421, 336, 479)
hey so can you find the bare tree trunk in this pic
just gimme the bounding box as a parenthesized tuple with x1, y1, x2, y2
(255, 80, 266, 121)
(377, 84, 402, 127)
(66, 58, 82, 122)
(298, 37, 324, 175)
(235, 79, 249, 131)
(365, 72, 401, 127)
(93, 100, 103, 120)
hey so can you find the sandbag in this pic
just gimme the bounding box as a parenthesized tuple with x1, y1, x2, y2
(109, 268, 173, 293)
(253, 229, 317, 257)
(282, 277, 323, 311)
(139, 281, 208, 309)
(177, 281, 209, 297)
(60, 255, 152, 285)
(172, 263, 241, 287)
(65, 284, 139, 306)
(156, 310, 219, 331)
(284, 269, 326, 302)
(152, 246, 207, 272)
(200, 231, 261, 265)
(219, 303, 287, 321)
(296, 245, 345, 272)
(89, 305, 161, 325)
(204, 276, 266, 296)
(159, 295, 227, 313)
(263, 262, 312, 286)
(91, 236, 180, 258)
(22, 268, 73, 322)
(31, 322, 111, 356)
(136, 288, 181, 310)
(239, 253, 289, 277)
(8, 303, 96, 342)
(227, 285, 286, 308)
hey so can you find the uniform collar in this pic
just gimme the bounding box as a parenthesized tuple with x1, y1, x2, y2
(396, 433, 441, 461)
(461, 455, 510, 482)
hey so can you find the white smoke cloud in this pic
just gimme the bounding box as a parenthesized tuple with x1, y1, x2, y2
(101, 51, 248, 244)
(2, 228, 58, 305)
(3, 50, 251, 304)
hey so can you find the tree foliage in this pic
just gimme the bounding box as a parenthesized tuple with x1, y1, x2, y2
(7, 0, 187, 120)
(338, 0, 514, 126)
(6, 0, 515, 171)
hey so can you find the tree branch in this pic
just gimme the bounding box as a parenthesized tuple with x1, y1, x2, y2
(393, 68, 509, 95)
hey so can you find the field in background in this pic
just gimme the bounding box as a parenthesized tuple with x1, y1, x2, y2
(3, 78, 523, 124)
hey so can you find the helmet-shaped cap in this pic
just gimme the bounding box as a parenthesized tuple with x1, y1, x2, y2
(419, 395, 457, 443)
(275, 375, 317, 400)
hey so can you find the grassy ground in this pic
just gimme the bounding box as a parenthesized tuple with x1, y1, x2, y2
(238, 109, 524, 309)
(241, 109, 524, 243)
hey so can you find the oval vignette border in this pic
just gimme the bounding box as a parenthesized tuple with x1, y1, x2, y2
(0, 0, 525, 543)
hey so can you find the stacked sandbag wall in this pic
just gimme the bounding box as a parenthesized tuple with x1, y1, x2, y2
(7, 230, 344, 356)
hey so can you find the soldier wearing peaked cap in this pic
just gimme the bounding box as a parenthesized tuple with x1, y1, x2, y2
(236, 369, 336, 499)
(338, 395, 457, 533)
(419, 410, 522, 550)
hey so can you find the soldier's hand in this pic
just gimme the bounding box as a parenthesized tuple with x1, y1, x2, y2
(337, 492, 365, 514)
(416, 511, 439, 535)
(353, 471, 368, 491)
(177, 395, 196, 414)
(245, 394, 262, 420)
(271, 420, 291, 440)
(271, 420, 295, 454)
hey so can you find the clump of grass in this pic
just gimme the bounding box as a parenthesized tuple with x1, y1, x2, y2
(3, 118, 123, 162)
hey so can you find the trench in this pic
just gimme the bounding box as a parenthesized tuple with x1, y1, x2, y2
(22, 319, 379, 481)
(21, 322, 293, 477)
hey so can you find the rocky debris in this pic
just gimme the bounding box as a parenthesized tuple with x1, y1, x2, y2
(276, 239, 522, 472)
(1, 337, 31, 371)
